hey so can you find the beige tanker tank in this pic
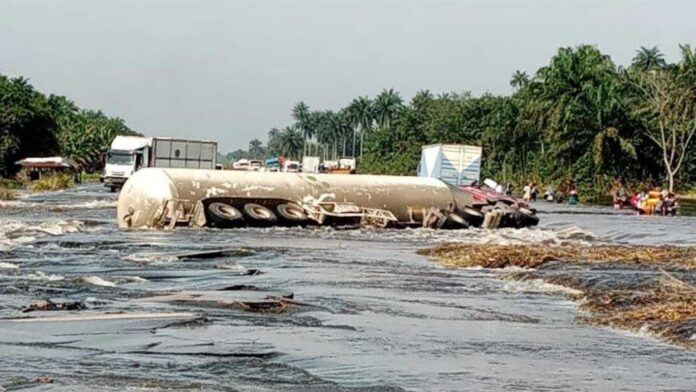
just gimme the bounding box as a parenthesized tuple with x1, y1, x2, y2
(116, 168, 489, 230)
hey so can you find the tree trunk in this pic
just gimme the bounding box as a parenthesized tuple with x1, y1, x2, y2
(352, 129, 356, 157)
(360, 131, 365, 156)
(668, 171, 674, 193)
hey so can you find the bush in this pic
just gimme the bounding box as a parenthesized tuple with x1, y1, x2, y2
(81, 172, 102, 183)
(31, 173, 74, 191)
(0, 177, 21, 189)
(0, 188, 16, 200)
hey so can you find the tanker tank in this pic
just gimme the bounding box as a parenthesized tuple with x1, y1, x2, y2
(117, 168, 533, 230)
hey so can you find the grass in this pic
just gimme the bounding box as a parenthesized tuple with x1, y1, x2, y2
(0, 188, 17, 200)
(31, 173, 74, 191)
(81, 172, 102, 183)
(417, 243, 696, 269)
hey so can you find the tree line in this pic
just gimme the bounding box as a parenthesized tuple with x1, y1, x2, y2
(0, 74, 138, 175)
(239, 45, 696, 195)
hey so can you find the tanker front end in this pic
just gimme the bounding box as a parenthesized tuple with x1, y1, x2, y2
(117, 168, 481, 230)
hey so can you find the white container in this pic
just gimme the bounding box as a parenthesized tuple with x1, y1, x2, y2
(418, 144, 481, 186)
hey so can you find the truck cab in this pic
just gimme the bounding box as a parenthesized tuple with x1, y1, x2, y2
(103, 136, 151, 191)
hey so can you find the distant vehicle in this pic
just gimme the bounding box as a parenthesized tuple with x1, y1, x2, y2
(232, 159, 250, 170)
(103, 136, 217, 191)
(301, 156, 320, 173)
(249, 160, 263, 171)
(283, 160, 300, 172)
(418, 144, 482, 186)
(321, 156, 356, 174)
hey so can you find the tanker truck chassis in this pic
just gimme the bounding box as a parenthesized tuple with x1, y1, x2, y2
(117, 168, 538, 230)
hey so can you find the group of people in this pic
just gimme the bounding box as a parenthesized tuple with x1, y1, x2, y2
(613, 185, 679, 215)
(520, 182, 579, 205)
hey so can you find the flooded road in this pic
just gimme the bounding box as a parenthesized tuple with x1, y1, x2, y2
(1, 185, 695, 391)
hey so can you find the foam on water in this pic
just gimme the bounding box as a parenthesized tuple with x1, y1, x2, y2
(23, 271, 65, 281)
(122, 252, 180, 264)
(0, 262, 19, 270)
(502, 278, 584, 296)
(72, 275, 117, 287)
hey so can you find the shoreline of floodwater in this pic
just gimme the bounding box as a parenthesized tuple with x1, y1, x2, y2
(419, 242, 696, 349)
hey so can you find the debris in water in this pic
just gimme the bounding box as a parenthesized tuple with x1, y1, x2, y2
(239, 268, 262, 276)
(9, 311, 197, 323)
(220, 284, 260, 291)
(418, 243, 696, 269)
(176, 248, 255, 260)
(21, 300, 86, 313)
(141, 291, 302, 313)
(35, 376, 53, 384)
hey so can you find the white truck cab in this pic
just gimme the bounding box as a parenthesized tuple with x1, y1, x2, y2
(103, 136, 152, 191)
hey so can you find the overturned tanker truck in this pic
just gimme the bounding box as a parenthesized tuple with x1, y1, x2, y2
(117, 168, 538, 230)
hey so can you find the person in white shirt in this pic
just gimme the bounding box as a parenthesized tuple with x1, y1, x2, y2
(523, 183, 532, 202)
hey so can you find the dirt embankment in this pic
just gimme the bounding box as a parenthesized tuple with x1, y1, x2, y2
(419, 243, 696, 349)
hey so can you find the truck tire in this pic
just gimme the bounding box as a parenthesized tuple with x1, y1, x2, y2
(207, 203, 244, 228)
(458, 206, 484, 227)
(441, 212, 469, 230)
(518, 207, 539, 227)
(276, 203, 307, 224)
(243, 203, 277, 226)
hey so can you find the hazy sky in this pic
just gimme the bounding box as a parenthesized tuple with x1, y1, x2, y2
(1, 0, 694, 151)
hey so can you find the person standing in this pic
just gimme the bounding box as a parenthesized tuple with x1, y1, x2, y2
(523, 182, 532, 202)
(530, 183, 538, 202)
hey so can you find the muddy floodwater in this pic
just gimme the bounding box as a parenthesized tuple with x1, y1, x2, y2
(1, 185, 695, 391)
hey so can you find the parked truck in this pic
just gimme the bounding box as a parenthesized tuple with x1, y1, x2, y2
(103, 136, 218, 191)
(418, 144, 482, 186)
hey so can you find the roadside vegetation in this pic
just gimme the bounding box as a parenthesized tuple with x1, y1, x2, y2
(0, 74, 138, 179)
(233, 44, 696, 199)
(30, 173, 74, 192)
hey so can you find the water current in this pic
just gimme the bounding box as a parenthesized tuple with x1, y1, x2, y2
(0, 185, 694, 391)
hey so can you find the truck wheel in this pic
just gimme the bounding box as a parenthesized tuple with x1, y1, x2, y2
(243, 203, 277, 226)
(277, 203, 307, 224)
(207, 202, 244, 227)
(458, 206, 484, 227)
(441, 212, 469, 230)
(518, 207, 539, 227)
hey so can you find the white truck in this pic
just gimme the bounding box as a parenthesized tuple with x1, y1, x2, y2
(418, 144, 482, 186)
(301, 156, 320, 173)
(103, 136, 218, 191)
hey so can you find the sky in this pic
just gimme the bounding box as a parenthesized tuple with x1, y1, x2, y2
(1, 0, 694, 152)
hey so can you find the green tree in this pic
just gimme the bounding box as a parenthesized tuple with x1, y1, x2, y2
(373, 89, 403, 130)
(632, 46, 667, 70)
(278, 127, 304, 159)
(292, 101, 312, 156)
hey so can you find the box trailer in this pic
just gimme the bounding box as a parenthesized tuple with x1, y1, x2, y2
(418, 144, 481, 186)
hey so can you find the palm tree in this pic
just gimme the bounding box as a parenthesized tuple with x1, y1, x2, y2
(266, 128, 282, 156)
(510, 70, 529, 90)
(632, 46, 666, 70)
(373, 88, 403, 130)
(291, 102, 312, 156)
(346, 96, 373, 156)
(278, 127, 304, 159)
(248, 138, 264, 159)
